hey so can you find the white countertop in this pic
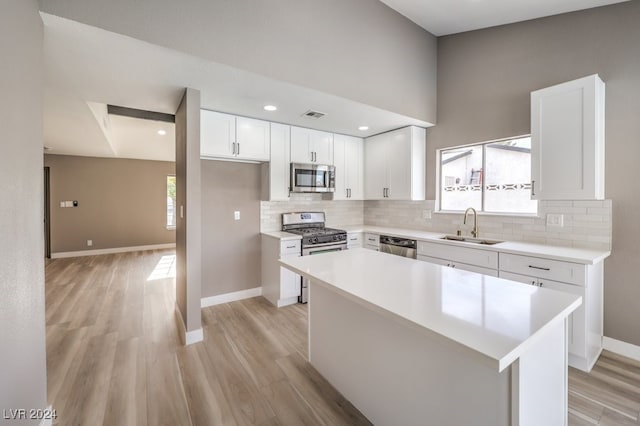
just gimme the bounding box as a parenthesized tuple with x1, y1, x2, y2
(261, 231, 302, 241)
(341, 225, 610, 264)
(280, 248, 582, 372)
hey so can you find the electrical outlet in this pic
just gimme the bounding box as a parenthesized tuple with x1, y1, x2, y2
(422, 210, 432, 220)
(546, 213, 564, 227)
(87, 240, 93, 247)
(234, 211, 240, 221)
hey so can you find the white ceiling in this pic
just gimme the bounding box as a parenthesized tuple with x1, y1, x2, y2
(379, 0, 629, 36)
(42, 13, 431, 161)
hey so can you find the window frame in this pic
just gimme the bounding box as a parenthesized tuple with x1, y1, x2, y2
(166, 174, 176, 230)
(436, 135, 538, 216)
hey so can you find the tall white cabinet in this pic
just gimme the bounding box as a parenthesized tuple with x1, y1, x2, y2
(261, 123, 291, 201)
(364, 126, 426, 200)
(201, 110, 270, 162)
(333, 134, 363, 200)
(290, 127, 333, 164)
(531, 74, 605, 200)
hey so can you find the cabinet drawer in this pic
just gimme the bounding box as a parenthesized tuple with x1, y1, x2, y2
(499, 253, 585, 286)
(417, 241, 498, 269)
(280, 240, 301, 255)
(364, 233, 380, 247)
(347, 232, 363, 248)
(418, 255, 498, 277)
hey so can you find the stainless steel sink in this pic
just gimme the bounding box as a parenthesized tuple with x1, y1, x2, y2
(440, 235, 504, 245)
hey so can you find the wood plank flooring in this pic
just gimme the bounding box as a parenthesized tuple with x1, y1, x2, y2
(45, 250, 640, 425)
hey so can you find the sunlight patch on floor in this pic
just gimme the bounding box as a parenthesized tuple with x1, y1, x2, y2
(147, 254, 176, 281)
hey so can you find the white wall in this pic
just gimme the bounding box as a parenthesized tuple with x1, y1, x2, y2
(0, 0, 48, 422)
(38, 0, 438, 123)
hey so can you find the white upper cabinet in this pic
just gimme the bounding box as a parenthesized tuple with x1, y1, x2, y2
(531, 74, 605, 200)
(333, 134, 363, 200)
(201, 110, 236, 159)
(364, 126, 426, 200)
(262, 122, 291, 201)
(200, 110, 270, 162)
(236, 116, 270, 161)
(290, 126, 334, 165)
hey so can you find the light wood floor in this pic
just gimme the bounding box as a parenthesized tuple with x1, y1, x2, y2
(45, 250, 640, 425)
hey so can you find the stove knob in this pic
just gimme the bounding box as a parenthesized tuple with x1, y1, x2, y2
(333, 235, 339, 241)
(311, 237, 318, 244)
(340, 234, 346, 240)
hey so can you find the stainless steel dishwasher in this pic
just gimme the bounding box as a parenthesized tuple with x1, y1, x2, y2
(379, 235, 417, 259)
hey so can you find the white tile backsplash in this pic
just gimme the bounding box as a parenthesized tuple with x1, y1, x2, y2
(260, 197, 612, 251)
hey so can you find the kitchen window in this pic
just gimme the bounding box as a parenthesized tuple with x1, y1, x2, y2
(438, 136, 537, 214)
(167, 175, 176, 228)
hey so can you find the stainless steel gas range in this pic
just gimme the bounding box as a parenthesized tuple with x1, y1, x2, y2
(282, 212, 347, 303)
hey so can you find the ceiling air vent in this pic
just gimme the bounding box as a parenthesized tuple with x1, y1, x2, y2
(302, 110, 326, 119)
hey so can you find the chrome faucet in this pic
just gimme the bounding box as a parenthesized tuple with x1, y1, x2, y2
(463, 207, 479, 238)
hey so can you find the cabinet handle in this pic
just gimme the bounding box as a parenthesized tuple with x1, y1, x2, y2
(531, 280, 537, 286)
(237, 143, 240, 156)
(539, 282, 544, 287)
(531, 180, 536, 196)
(285, 245, 297, 249)
(528, 265, 550, 271)
(232, 142, 236, 155)
(349, 188, 352, 198)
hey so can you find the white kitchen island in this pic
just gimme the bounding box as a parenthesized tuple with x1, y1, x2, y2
(279, 248, 582, 426)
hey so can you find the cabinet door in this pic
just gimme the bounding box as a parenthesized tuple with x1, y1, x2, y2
(364, 133, 388, 200)
(333, 134, 348, 200)
(538, 278, 586, 357)
(281, 266, 301, 300)
(236, 117, 270, 161)
(200, 110, 236, 158)
(290, 126, 313, 163)
(310, 129, 333, 165)
(334, 134, 363, 200)
(345, 136, 364, 200)
(531, 74, 605, 200)
(267, 123, 290, 201)
(386, 127, 412, 200)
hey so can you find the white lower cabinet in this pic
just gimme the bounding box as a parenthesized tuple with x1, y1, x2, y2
(347, 232, 363, 249)
(499, 253, 603, 372)
(364, 233, 380, 251)
(261, 236, 301, 307)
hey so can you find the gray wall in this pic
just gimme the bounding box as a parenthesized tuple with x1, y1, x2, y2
(201, 161, 262, 298)
(429, 2, 640, 345)
(38, 0, 437, 123)
(44, 155, 175, 253)
(0, 0, 48, 423)
(175, 88, 202, 334)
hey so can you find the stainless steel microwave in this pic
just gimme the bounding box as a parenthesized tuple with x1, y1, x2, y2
(290, 163, 335, 193)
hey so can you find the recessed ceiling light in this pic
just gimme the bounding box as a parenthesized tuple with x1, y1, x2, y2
(358, 126, 369, 131)
(157, 129, 167, 136)
(263, 105, 278, 112)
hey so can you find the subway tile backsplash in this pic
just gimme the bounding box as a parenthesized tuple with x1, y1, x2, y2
(363, 199, 612, 251)
(260, 193, 364, 232)
(260, 197, 612, 251)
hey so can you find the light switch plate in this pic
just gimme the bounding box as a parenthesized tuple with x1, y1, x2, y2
(546, 213, 564, 227)
(234, 211, 240, 221)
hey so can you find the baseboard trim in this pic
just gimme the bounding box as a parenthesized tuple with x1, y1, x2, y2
(174, 303, 203, 346)
(39, 406, 54, 426)
(201, 287, 263, 308)
(51, 243, 176, 258)
(603, 336, 640, 362)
